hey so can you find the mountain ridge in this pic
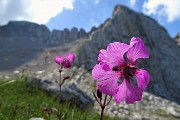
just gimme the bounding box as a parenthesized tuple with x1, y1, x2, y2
(0, 20, 87, 70)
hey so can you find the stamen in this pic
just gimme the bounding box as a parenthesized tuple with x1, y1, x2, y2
(112, 66, 121, 71)
(123, 66, 136, 79)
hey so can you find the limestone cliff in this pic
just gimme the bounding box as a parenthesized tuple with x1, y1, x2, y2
(76, 5, 180, 104)
(0, 21, 87, 70)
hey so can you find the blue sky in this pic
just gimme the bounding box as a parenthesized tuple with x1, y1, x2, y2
(46, 0, 180, 37)
(0, 0, 180, 37)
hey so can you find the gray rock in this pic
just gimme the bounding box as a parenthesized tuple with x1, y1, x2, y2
(29, 118, 45, 120)
(4, 75, 10, 79)
(167, 106, 180, 118)
(48, 27, 87, 46)
(27, 77, 93, 109)
(13, 70, 20, 74)
(36, 70, 45, 74)
(175, 32, 180, 45)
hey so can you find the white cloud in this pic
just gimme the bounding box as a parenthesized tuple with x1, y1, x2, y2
(129, 0, 137, 6)
(0, 0, 74, 25)
(143, 0, 180, 22)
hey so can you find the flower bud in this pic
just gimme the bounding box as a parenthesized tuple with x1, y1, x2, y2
(97, 89, 102, 100)
(63, 76, 70, 81)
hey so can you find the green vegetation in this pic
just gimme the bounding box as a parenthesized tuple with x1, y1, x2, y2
(0, 76, 120, 120)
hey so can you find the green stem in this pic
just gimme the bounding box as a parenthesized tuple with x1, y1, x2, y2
(57, 66, 62, 120)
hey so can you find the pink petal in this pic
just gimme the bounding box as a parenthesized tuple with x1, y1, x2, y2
(65, 53, 75, 62)
(107, 42, 130, 57)
(114, 80, 143, 104)
(113, 80, 127, 103)
(97, 71, 119, 96)
(135, 69, 150, 89)
(54, 56, 64, 65)
(63, 60, 71, 68)
(100, 62, 110, 71)
(129, 37, 138, 47)
(127, 37, 149, 64)
(92, 64, 106, 80)
(98, 42, 129, 68)
(92, 64, 119, 96)
(98, 49, 107, 63)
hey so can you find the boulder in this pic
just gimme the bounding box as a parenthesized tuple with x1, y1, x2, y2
(27, 76, 94, 109)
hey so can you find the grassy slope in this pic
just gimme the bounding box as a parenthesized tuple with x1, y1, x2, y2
(0, 77, 120, 120)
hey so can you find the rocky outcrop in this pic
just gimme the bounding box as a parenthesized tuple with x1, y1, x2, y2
(48, 27, 87, 46)
(76, 5, 180, 104)
(175, 32, 180, 45)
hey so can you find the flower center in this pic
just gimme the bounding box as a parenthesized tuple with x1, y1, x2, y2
(112, 65, 136, 80)
(123, 66, 136, 79)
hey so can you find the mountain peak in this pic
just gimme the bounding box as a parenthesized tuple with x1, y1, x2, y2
(112, 5, 132, 17)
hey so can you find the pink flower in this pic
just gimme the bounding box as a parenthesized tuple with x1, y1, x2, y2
(92, 37, 150, 104)
(54, 53, 75, 68)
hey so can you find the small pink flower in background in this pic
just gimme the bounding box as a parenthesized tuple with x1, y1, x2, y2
(92, 37, 150, 104)
(54, 53, 75, 68)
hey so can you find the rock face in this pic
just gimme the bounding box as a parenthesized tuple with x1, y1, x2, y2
(48, 27, 87, 46)
(0, 21, 87, 70)
(0, 21, 87, 48)
(76, 5, 180, 104)
(0, 21, 50, 50)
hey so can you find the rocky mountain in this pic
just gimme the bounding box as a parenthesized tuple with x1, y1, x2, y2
(0, 21, 87, 70)
(76, 5, 180, 104)
(0, 21, 87, 48)
(0, 5, 179, 104)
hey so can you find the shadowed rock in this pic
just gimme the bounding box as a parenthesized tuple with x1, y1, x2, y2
(27, 76, 94, 110)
